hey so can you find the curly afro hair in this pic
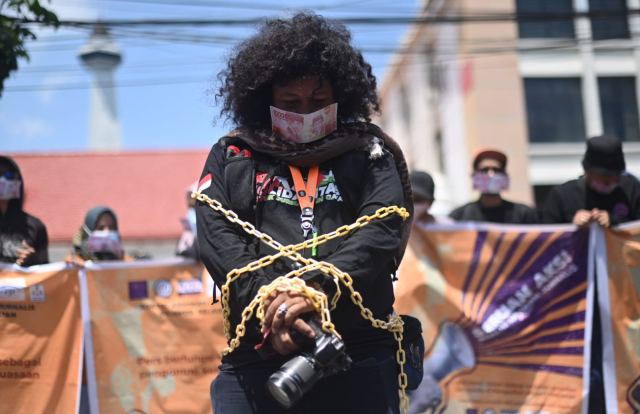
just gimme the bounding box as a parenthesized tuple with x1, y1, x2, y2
(215, 12, 380, 127)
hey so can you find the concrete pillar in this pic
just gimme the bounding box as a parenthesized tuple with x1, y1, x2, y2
(574, 0, 604, 137)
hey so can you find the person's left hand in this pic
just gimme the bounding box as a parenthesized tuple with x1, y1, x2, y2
(263, 290, 316, 338)
(269, 326, 299, 355)
(65, 255, 86, 268)
(15, 241, 35, 266)
(592, 209, 611, 228)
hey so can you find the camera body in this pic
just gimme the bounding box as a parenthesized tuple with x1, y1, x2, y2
(266, 315, 352, 409)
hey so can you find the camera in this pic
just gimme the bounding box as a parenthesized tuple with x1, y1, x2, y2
(266, 314, 352, 409)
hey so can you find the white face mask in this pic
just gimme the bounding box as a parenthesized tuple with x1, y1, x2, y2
(270, 103, 338, 144)
(472, 172, 510, 194)
(589, 180, 619, 195)
(87, 230, 123, 259)
(0, 177, 21, 200)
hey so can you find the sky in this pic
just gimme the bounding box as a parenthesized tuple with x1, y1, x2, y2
(0, 0, 419, 153)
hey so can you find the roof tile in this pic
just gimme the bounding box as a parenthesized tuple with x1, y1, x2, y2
(8, 150, 210, 242)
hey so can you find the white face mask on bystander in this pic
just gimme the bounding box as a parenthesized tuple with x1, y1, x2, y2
(0, 177, 21, 200)
(87, 230, 123, 259)
(589, 180, 619, 195)
(472, 172, 510, 195)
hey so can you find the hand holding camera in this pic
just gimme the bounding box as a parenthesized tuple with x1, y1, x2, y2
(266, 313, 352, 409)
(263, 289, 317, 355)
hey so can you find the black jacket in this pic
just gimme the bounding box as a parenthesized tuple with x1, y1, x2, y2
(543, 175, 640, 225)
(450, 199, 538, 224)
(196, 141, 404, 366)
(0, 156, 49, 266)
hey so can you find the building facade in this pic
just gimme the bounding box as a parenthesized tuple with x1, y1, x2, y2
(377, 0, 640, 215)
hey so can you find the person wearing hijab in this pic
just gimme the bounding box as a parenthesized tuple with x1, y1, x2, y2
(66, 206, 125, 267)
(0, 156, 49, 266)
(176, 182, 200, 260)
(68, 206, 127, 414)
(197, 12, 414, 414)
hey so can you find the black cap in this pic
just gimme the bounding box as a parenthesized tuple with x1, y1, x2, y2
(410, 171, 435, 201)
(582, 135, 626, 175)
(473, 148, 507, 170)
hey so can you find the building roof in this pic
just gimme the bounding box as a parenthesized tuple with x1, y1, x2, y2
(8, 150, 210, 242)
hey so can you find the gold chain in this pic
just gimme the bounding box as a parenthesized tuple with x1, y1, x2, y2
(193, 191, 411, 413)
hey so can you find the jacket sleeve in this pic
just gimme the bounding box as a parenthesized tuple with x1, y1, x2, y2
(318, 152, 404, 294)
(449, 206, 463, 221)
(26, 218, 49, 266)
(525, 206, 539, 224)
(542, 187, 565, 224)
(632, 184, 640, 222)
(196, 143, 275, 313)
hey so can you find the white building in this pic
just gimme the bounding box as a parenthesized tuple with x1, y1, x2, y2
(377, 0, 640, 215)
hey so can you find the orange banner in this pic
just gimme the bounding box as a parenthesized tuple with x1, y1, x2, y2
(0, 263, 83, 414)
(82, 259, 227, 414)
(600, 222, 640, 414)
(396, 223, 592, 414)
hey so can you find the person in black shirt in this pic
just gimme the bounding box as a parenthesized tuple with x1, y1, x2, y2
(410, 170, 452, 225)
(0, 156, 48, 266)
(449, 149, 537, 224)
(543, 135, 640, 226)
(410, 170, 436, 225)
(197, 13, 415, 414)
(543, 134, 640, 414)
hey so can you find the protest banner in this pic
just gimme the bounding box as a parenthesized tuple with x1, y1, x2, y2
(396, 223, 593, 414)
(599, 221, 640, 414)
(81, 258, 227, 414)
(0, 263, 83, 414)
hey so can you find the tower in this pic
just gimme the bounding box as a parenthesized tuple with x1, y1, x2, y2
(78, 24, 122, 151)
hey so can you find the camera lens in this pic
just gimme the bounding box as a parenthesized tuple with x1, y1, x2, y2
(267, 372, 301, 409)
(266, 356, 319, 409)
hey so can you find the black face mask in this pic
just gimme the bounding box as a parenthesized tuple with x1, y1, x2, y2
(93, 251, 121, 261)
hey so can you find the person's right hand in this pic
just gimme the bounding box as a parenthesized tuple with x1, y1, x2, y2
(15, 241, 35, 266)
(572, 210, 593, 227)
(592, 209, 611, 228)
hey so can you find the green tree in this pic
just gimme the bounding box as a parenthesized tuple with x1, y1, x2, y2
(0, 0, 59, 97)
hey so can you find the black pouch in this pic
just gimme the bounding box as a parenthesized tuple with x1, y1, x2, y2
(223, 146, 255, 223)
(399, 314, 424, 391)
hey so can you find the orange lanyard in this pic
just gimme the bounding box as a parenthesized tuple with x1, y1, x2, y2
(288, 165, 320, 238)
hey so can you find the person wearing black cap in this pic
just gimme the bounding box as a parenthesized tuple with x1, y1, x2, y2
(449, 149, 537, 224)
(543, 135, 640, 414)
(410, 171, 437, 225)
(0, 156, 49, 266)
(542, 135, 640, 226)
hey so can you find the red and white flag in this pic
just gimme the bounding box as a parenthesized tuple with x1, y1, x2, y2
(197, 174, 212, 193)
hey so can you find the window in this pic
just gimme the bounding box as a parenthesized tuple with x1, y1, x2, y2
(524, 78, 586, 143)
(589, 0, 629, 40)
(599, 77, 640, 141)
(516, 0, 575, 38)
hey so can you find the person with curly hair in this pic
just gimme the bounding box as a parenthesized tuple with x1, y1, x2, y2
(197, 12, 417, 414)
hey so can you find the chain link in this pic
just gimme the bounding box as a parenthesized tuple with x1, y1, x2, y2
(193, 191, 411, 413)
